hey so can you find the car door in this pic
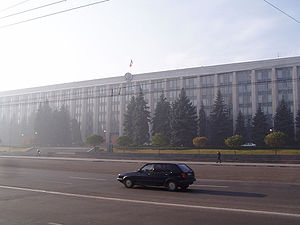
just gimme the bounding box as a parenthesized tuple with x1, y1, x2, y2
(135, 164, 154, 185)
(147, 164, 166, 186)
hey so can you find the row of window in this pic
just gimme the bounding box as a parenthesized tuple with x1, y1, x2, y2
(1, 66, 299, 104)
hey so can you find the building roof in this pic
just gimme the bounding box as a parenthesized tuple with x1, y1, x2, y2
(1, 56, 300, 97)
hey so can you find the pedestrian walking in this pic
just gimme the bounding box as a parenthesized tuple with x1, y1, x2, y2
(37, 149, 40, 157)
(216, 151, 221, 163)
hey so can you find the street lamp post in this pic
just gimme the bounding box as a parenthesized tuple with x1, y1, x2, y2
(34, 131, 38, 148)
(104, 129, 112, 152)
(20, 133, 24, 146)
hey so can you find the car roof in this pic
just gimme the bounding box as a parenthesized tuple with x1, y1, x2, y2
(144, 163, 185, 166)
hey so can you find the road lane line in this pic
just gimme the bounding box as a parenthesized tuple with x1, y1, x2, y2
(69, 176, 106, 181)
(196, 178, 300, 186)
(46, 181, 72, 185)
(48, 223, 63, 225)
(192, 184, 228, 188)
(0, 184, 299, 218)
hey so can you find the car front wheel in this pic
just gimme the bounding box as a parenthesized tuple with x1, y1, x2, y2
(167, 181, 177, 191)
(124, 178, 134, 188)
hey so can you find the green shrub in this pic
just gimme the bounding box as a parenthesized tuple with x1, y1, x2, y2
(116, 135, 132, 147)
(86, 134, 104, 147)
(225, 135, 244, 149)
(264, 131, 287, 148)
(151, 133, 169, 147)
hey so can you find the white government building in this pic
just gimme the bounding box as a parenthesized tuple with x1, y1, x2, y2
(0, 56, 299, 143)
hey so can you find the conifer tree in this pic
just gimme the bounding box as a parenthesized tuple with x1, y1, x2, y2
(245, 117, 253, 142)
(235, 110, 246, 138)
(54, 105, 72, 146)
(274, 98, 294, 143)
(209, 90, 232, 146)
(152, 93, 171, 138)
(34, 101, 55, 146)
(198, 103, 207, 137)
(252, 106, 268, 146)
(133, 89, 150, 145)
(123, 96, 136, 141)
(71, 118, 82, 146)
(170, 88, 197, 147)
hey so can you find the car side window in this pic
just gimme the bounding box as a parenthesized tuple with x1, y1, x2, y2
(140, 164, 154, 172)
(161, 165, 171, 172)
(170, 165, 180, 173)
(153, 164, 163, 172)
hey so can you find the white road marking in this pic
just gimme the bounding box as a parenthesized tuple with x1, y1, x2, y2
(69, 176, 106, 181)
(0, 184, 299, 218)
(197, 178, 300, 186)
(46, 181, 72, 185)
(192, 184, 228, 188)
(48, 223, 63, 225)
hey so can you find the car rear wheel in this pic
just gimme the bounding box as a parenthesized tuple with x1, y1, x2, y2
(167, 181, 177, 191)
(124, 178, 134, 188)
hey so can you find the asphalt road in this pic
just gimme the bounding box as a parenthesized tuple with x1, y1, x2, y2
(0, 156, 299, 225)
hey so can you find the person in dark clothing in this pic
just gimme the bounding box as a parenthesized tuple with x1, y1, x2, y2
(216, 151, 221, 163)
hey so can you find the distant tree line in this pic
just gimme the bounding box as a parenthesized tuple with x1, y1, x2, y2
(0, 101, 82, 147)
(120, 88, 300, 148)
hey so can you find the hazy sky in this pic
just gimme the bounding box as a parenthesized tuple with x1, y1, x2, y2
(0, 0, 299, 91)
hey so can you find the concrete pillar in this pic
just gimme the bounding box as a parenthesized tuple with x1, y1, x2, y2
(70, 89, 76, 119)
(271, 68, 278, 120)
(105, 85, 113, 151)
(149, 81, 154, 118)
(197, 76, 201, 113)
(292, 66, 299, 115)
(214, 74, 218, 97)
(163, 78, 168, 98)
(93, 86, 99, 134)
(81, 88, 88, 139)
(180, 77, 184, 89)
(232, 72, 238, 129)
(165, 79, 170, 99)
(119, 83, 126, 136)
(292, 66, 299, 138)
(251, 70, 257, 117)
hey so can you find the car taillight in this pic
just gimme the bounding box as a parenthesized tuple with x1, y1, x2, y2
(181, 173, 186, 178)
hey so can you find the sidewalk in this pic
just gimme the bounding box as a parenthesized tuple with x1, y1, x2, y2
(1, 155, 300, 168)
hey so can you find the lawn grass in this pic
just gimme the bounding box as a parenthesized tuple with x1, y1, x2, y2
(114, 148, 300, 155)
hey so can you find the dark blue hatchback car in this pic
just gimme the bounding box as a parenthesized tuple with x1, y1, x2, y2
(117, 163, 196, 191)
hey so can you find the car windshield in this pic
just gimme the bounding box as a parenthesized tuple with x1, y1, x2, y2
(178, 164, 192, 172)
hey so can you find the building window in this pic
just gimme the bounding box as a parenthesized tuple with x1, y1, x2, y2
(218, 73, 232, 85)
(200, 75, 214, 87)
(276, 67, 293, 108)
(167, 78, 180, 103)
(256, 69, 271, 81)
(237, 71, 251, 84)
(152, 80, 164, 107)
(237, 71, 252, 117)
(276, 67, 292, 80)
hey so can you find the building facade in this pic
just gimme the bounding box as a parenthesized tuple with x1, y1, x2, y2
(0, 56, 299, 144)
